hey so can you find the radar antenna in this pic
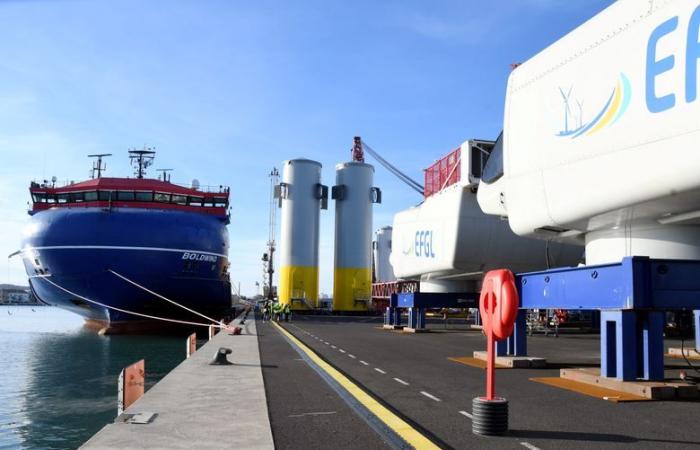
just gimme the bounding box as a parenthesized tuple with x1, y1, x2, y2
(156, 168, 173, 182)
(128, 146, 156, 179)
(87, 153, 112, 179)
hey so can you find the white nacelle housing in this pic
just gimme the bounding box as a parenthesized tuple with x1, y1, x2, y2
(478, 0, 700, 264)
(391, 140, 582, 290)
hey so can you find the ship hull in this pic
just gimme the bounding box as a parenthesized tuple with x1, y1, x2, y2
(21, 207, 231, 333)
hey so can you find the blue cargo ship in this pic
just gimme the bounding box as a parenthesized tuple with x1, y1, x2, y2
(19, 150, 231, 334)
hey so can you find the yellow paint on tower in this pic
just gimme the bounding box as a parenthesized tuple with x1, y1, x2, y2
(332, 267, 371, 311)
(279, 265, 318, 310)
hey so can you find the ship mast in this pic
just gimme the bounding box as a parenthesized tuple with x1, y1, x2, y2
(156, 168, 173, 182)
(88, 153, 112, 179)
(128, 147, 156, 179)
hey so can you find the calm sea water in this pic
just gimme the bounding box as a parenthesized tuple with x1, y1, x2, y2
(0, 306, 187, 450)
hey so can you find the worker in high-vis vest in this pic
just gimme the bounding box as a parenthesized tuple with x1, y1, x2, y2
(273, 302, 282, 322)
(283, 303, 291, 322)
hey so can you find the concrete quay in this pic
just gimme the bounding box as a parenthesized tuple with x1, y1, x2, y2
(81, 316, 273, 450)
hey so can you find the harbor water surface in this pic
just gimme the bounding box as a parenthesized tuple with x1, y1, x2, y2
(0, 306, 186, 450)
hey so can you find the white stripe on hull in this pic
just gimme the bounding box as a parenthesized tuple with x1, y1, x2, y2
(21, 245, 228, 259)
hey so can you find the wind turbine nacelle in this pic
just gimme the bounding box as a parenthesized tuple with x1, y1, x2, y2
(390, 180, 582, 283)
(478, 0, 700, 262)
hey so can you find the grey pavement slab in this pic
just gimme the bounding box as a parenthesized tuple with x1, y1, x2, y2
(81, 316, 273, 450)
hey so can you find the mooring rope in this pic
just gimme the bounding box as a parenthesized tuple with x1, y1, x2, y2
(108, 269, 220, 325)
(38, 276, 228, 329)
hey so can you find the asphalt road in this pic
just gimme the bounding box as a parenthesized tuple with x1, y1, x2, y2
(261, 315, 700, 450)
(257, 317, 390, 450)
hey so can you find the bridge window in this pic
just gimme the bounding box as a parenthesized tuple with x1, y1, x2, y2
(213, 198, 227, 208)
(117, 191, 135, 201)
(188, 196, 203, 206)
(135, 192, 154, 202)
(171, 194, 187, 205)
(84, 191, 98, 201)
(98, 191, 113, 201)
(154, 192, 171, 203)
(32, 193, 47, 203)
(57, 193, 69, 204)
(70, 192, 85, 203)
(203, 198, 215, 207)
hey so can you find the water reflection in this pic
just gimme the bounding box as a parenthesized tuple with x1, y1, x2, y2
(0, 306, 184, 450)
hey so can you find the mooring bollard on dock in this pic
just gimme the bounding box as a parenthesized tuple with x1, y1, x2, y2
(117, 359, 145, 415)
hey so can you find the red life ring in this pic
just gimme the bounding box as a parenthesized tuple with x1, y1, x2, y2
(479, 269, 519, 341)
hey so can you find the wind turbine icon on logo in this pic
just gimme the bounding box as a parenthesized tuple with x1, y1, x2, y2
(559, 86, 573, 133)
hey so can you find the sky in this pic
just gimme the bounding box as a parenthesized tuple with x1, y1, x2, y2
(0, 0, 613, 296)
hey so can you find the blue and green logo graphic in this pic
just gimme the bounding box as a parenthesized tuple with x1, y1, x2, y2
(556, 73, 631, 139)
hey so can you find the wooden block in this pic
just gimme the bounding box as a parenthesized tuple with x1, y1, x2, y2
(530, 377, 650, 402)
(473, 351, 547, 368)
(559, 367, 697, 400)
(667, 347, 700, 360)
(403, 327, 429, 333)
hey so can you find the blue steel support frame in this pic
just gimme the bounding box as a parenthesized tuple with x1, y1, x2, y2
(515, 256, 700, 381)
(393, 291, 478, 331)
(407, 307, 427, 329)
(496, 310, 527, 357)
(695, 310, 700, 352)
(384, 294, 403, 327)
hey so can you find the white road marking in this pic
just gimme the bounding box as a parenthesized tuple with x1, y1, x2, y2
(331, 345, 337, 349)
(348, 354, 356, 359)
(520, 443, 541, 450)
(458, 410, 473, 419)
(288, 411, 338, 418)
(324, 342, 330, 345)
(374, 368, 387, 374)
(393, 377, 409, 386)
(420, 391, 441, 402)
(360, 360, 369, 366)
(339, 349, 346, 353)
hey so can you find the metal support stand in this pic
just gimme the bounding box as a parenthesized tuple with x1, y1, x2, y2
(600, 310, 664, 381)
(695, 310, 700, 352)
(407, 307, 426, 330)
(384, 307, 401, 327)
(496, 310, 527, 357)
(474, 308, 481, 326)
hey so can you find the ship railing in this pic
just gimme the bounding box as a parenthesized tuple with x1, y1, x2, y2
(29, 179, 230, 193)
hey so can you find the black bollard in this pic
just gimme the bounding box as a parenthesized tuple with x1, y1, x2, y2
(209, 347, 233, 365)
(472, 396, 508, 436)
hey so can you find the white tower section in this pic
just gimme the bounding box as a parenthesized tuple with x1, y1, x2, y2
(333, 162, 380, 311)
(373, 226, 395, 283)
(278, 159, 326, 309)
(477, 0, 700, 264)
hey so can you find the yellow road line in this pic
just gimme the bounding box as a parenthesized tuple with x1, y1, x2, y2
(272, 321, 439, 450)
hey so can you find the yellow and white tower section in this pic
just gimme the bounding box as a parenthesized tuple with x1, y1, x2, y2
(333, 138, 381, 312)
(278, 159, 327, 310)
